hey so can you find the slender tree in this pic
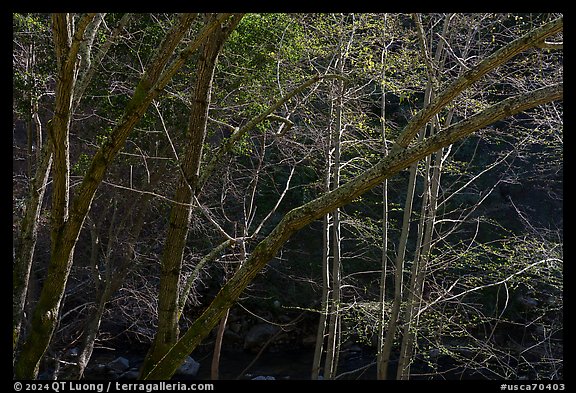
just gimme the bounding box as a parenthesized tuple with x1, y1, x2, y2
(12, 20, 54, 351)
(14, 13, 98, 378)
(323, 14, 350, 379)
(376, 12, 391, 380)
(13, 12, 224, 379)
(142, 12, 563, 366)
(13, 14, 562, 381)
(140, 13, 244, 377)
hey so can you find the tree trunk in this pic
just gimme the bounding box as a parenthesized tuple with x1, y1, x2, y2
(311, 213, 330, 380)
(142, 82, 562, 380)
(140, 13, 243, 377)
(376, 14, 390, 380)
(13, 145, 52, 357)
(13, 40, 48, 354)
(323, 197, 341, 379)
(378, 158, 418, 380)
(210, 310, 229, 380)
(380, 71, 436, 379)
(396, 137, 445, 379)
(311, 112, 333, 378)
(323, 68, 344, 381)
(14, 14, 97, 379)
(395, 15, 453, 378)
(13, 12, 202, 379)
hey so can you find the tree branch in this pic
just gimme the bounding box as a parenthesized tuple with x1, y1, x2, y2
(416, 257, 562, 318)
(143, 82, 562, 380)
(268, 114, 294, 136)
(74, 13, 133, 110)
(197, 73, 343, 190)
(392, 17, 562, 151)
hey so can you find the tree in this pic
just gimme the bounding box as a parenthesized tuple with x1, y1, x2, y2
(13, 13, 562, 381)
(140, 13, 244, 377)
(395, 14, 454, 378)
(12, 13, 54, 357)
(140, 16, 562, 379)
(13, 12, 235, 379)
(14, 13, 100, 378)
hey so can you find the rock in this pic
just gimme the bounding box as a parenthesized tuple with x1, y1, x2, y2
(517, 295, 538, 310)
(243, 324, 279, 351)
(119, 369, 140, 380)
(251, 376, 276, 380)
(177, 356, 200, 377)
(107, 357, 130, 373)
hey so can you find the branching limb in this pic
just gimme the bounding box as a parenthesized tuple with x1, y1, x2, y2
(177, 239, 235, 319)
(392, 17, 562, 151)
(198, 73, 343, 189)
(267, 114, 294, 136)
(416, 257, 562, 318)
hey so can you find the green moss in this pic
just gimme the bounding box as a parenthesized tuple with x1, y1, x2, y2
(126, 79, 151, 114)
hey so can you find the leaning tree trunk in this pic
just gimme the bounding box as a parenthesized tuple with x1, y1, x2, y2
(142, 80, 563, 379)
(13, 12, 208, 379)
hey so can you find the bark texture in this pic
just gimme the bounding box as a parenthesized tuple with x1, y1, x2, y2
(13, 12, 204, 379)
(143, 83, 562, 380)
(140, 13, 243, 377)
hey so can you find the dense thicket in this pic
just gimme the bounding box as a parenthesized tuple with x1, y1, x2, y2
(13, 13, 562, 380)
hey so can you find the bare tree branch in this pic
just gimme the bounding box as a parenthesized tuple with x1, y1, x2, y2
(143, 82, 562, 380)
(393, 17, 562, 151)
